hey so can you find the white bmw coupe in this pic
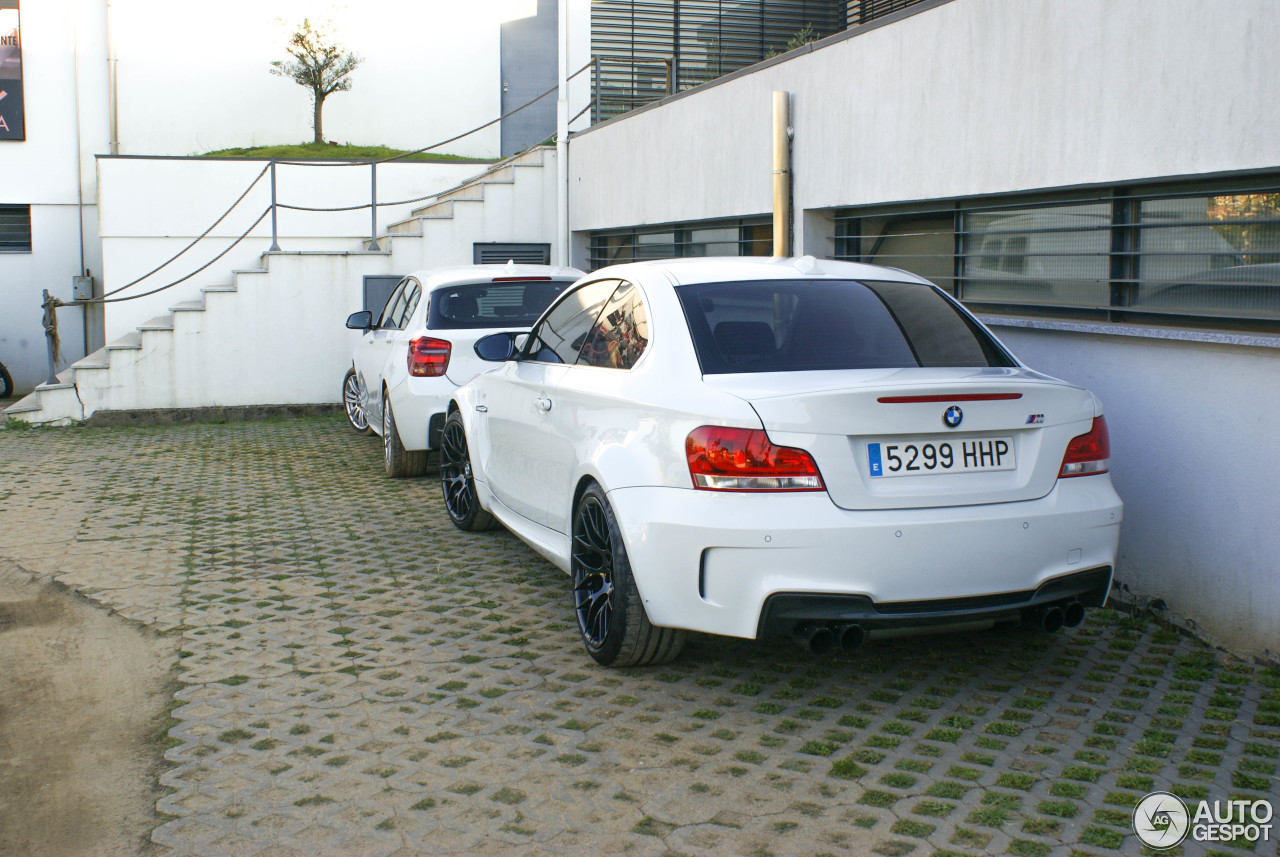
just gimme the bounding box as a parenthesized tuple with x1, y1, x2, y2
(440, 257, 1122, 666)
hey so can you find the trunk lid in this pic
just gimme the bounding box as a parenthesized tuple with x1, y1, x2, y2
(706, 367, 1096, 510)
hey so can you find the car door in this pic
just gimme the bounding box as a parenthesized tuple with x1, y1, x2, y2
(480, 279, 619, 528)
(378, 279, 422, 402)
(356, 278, 411, 427)
(539, 279, 652, 535)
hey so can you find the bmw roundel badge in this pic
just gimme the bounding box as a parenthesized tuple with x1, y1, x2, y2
(943, 406, 963, 428)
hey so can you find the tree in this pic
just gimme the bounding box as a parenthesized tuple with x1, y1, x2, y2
(270, 19, 361, 145)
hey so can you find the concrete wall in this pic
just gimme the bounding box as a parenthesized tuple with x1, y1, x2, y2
(990, 323, 1280, 662)
(565, 0, 1280, 658)
(97, 156, 489, 339)
(569, 0, 1280, 236)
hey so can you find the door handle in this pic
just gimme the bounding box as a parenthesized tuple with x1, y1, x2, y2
(475, 405, 488, 413)
(535, 396, 552, 413)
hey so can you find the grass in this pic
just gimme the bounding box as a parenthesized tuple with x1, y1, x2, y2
(198, 142, 493, 162)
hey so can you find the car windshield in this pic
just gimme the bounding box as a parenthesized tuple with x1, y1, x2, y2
(675, 279, 1016, 374)
(427, 279, 571, 330)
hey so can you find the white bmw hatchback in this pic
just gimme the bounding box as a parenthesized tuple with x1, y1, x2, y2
(440, 257, 1123, 666)
(343, 264, 584, 476)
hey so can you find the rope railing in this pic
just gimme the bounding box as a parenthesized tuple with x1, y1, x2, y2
(37, 59, 601, 385)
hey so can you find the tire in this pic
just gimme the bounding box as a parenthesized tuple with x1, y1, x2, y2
(0, 362, 11, 399)
(342, 369, 372, 435)
(382, 397, 428, 478)
(572, 483, 686, 667)
(439, 410, 495, 531)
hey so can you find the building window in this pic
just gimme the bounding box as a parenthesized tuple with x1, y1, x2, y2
(589, 217, 771, 269)
(831, 177, 1280, 327)
(592, 0, 846, 122)
(0, 204, 31, 252)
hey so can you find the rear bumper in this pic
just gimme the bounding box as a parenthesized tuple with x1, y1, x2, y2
(606, 477, 1122, 640)
(756, 565, 1111, 638)
(386, 377, 457, 450)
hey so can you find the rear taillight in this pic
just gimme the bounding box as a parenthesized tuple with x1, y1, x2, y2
(686, 426, 824, 491)
(408, 337, 451, 377)
(1059, 415, 1110, 478)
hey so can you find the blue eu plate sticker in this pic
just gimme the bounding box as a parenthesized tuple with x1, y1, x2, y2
(867, 443, 883, 477)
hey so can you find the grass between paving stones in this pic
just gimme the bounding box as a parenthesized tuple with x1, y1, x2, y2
(4, 417, 1279, 855)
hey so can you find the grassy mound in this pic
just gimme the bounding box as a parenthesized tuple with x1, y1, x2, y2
(199, 142, 493, 163)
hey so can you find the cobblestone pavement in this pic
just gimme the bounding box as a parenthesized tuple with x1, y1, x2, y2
(0, 416, 1277, 857)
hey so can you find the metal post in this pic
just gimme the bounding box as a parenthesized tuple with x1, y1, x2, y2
(593, 55, 602, 125)
(41, 290, 61, 386)
(268, 160, 281, 251)
(368, 161, 380, 252)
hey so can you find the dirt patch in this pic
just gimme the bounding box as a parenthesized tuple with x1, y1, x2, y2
(0, 560, 175, 857)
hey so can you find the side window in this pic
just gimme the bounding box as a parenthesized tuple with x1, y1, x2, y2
(576, 281, 649, 370)
(378, 280, 408, 329)
(523, 279, 619, 364)
(397, 283, 421, 329)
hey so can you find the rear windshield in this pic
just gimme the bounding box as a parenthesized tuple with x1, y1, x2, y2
(427, 279, 572, 330)
(675, 279, 1015, 374)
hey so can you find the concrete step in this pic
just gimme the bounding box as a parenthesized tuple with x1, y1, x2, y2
(138, 315, 174, 332)
(73, 347, 110, 370)
(107, 332, 143, 351)
(170, 300, 205, 312)
(4, 392, 42, 416)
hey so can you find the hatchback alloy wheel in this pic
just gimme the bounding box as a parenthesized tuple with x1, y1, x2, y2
(342, 369, 371, 435)
(381, 398, 428, 478)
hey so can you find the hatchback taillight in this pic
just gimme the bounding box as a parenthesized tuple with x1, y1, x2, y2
(686, 426, 824, 491)
(408, 337, 451, 377)
(1059, 415, 1110, 478)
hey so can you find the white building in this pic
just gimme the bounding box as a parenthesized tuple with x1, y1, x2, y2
(568, 0, 1280, 661)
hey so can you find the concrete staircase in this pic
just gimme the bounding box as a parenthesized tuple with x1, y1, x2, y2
(5, 147, 558, 426)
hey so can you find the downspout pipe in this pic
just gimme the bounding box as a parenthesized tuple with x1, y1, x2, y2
(106, 0, 119, 154)
(555, 0, 569, 267)
(772, 90, 791, 257)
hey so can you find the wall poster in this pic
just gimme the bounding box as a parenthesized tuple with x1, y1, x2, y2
(0, 0, 23, 141)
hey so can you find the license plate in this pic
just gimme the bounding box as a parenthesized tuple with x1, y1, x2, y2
(867, 437, 1015, 477)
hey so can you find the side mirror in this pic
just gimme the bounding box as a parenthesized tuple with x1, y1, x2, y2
(346, 310, 373, 331)
(474, 332, 517, 362)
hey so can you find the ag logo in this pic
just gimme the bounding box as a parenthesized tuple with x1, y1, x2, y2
(1134, 792, 1190, 849)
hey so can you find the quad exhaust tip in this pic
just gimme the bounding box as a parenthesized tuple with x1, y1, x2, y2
(1037, 601, 1087, 632)
(793, 622, 865, 655)
(794, 623, 836, 655)
(1038, 605, 1065, 633)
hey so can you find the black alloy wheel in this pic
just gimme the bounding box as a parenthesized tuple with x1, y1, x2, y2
(439, 410, 494, 531)
(570, 483, 686, 667)
(572, 491, 616, 650)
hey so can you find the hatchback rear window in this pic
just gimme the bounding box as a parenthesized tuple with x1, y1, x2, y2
(427, 279, 572, 330)
(675, 279, 1015, 374)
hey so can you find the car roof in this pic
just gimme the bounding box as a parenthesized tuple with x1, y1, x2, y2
(587, 256, 934, 287)
(407, 263, 586, 292)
